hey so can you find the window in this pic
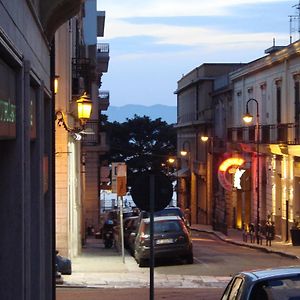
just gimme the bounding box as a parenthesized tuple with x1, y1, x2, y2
(221, 277, 243, 300)
(276, 81, 282, 124)
(294, 79, 300, 123)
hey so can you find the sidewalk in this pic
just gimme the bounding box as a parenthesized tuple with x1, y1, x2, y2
(58, 235, 230, 289)
(191, 224, 300, 260)
(57, 225, 300, 289)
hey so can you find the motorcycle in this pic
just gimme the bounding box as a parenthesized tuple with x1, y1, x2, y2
(102, 219, 115, 248)
(104, 230, 114, 248)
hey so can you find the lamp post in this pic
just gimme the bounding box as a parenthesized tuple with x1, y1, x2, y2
(243, 98, 260, 245)
(180, 140, 191, 217)
(55, 92, 93, 140)
(166, 157, 178, 207)
(201, 135, 213, 225)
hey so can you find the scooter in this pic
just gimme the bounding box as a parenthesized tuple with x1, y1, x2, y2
(104, 230, 114, 248)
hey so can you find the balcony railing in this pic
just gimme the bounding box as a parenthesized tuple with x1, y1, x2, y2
(81, 120, 109, 152)
(96, 43, 109, 73)
(98, 90, 110, 111)
(177, 110, 212, 125)
(228, 123, 300, 145)
(72, 58, 91, 95)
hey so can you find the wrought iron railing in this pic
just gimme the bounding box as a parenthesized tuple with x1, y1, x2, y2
(228, 123, 300, 145)
(81, 121, 99, 145)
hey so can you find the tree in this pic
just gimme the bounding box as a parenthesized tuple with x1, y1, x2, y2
(103, 114, 176, 186)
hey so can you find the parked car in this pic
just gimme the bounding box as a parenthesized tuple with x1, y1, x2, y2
(56, 251, 72, 275)
(220, 266, 300, 300)
(124, 216, 139, 249)
(139, 207, 190, 228)
(133, 215, 193, 267)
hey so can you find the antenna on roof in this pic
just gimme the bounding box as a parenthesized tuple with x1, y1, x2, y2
(289, 0, 300, 43)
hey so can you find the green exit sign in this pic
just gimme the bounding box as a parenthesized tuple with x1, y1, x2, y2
(0, 98, 16, 139)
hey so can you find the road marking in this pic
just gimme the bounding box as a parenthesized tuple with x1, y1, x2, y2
(193, 256, 210, 268)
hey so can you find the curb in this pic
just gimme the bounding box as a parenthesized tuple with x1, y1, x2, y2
(191, 227, 299, 260)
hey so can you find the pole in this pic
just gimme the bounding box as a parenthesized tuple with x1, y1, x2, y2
(119, 196, 125, 263)
(245, 98, 260, 245)
(149, 174, 155, 300)
(256, 120, 260, 244)
(254, 100, 260, 245)
(206, 141, 209, 225)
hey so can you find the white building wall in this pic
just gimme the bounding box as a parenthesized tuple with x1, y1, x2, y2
(230, 41, 300, 240)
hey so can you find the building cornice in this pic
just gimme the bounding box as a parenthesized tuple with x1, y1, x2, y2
(230, 40, 300, 81)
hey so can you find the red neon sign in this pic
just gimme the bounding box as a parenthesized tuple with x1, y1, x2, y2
(218, 157, 245, 191)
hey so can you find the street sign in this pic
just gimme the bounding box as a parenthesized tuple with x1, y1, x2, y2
(111, 162, 127, 193)
(131, 171, 173, 212)
(117, 176, 127, 196)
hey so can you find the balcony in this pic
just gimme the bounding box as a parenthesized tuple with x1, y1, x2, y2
(96, 43, 109, 73)
(97, 11, 105, 37)
(175, 110, 212, 127)
(98, 90, 110, 111)
(72, 58, 91, 96)
(228, 123, 300, 145)
(82, 120, 109, 153)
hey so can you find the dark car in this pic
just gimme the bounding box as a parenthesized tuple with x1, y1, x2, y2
(221, 266, 300, 300)
(140, 207, 190, 228)
(56, 251, 72, 275)
(133, 215, 193, 267)
(124, 216, 139, 249)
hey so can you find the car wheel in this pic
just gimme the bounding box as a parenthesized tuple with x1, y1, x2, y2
(138, 258, 147, 268)
(186, 253, 194, 264)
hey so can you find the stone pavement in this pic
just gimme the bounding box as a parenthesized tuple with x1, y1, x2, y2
(57, 224, 300, 290)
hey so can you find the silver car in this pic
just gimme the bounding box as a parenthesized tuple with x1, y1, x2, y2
(221, 266, 300, 300)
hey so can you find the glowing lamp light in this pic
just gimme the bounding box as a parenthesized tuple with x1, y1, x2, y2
(201, 136, 209, 142)
(55, 92, 93, 138)
(180, 150, 188, 157)
(77, 92, 92, 124)
(243, 113, 253, 124)
(168, 158, 175, 164)
(54, 75, 59, 94)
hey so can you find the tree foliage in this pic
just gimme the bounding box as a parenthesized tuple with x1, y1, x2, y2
(103, 114, 177, 185)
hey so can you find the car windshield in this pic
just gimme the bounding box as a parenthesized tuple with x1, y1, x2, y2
(154, 208, 183, 218)
(143, 220, 182, 234)
(250, 276, 300, 300)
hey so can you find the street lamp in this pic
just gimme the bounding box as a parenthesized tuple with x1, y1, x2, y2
(180, 141, 191, 216)
(166, 157, 178, 207)
(201, 135, 213, 225)
(243, 98, 260, 244)
(55, 92, 93, 140)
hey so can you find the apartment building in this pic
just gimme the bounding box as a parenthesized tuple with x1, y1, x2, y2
(229, 41, 300, 241)
(175, 63, 244, 225)
(0, 0, 83, 299)
(55, 0, 110, 258)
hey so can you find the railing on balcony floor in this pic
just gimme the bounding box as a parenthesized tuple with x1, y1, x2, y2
(228, 123, 300, 145)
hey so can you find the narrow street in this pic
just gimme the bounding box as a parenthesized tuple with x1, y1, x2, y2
(56, 228, 299, 299)
(154, 231, 298, 277)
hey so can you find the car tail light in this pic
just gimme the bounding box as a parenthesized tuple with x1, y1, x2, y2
(177, 235, 186, 243)
(140, 233, 150, 244)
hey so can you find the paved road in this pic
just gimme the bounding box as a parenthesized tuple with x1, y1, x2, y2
(57, 231, 299, 299)
(151, 231, 298, 277)
(56, 287, 224, 300)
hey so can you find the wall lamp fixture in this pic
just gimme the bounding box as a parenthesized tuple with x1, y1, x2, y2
(55, 92, 92, 136)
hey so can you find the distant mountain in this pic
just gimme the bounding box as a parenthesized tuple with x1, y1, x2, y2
(104, 104, 177, 124)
